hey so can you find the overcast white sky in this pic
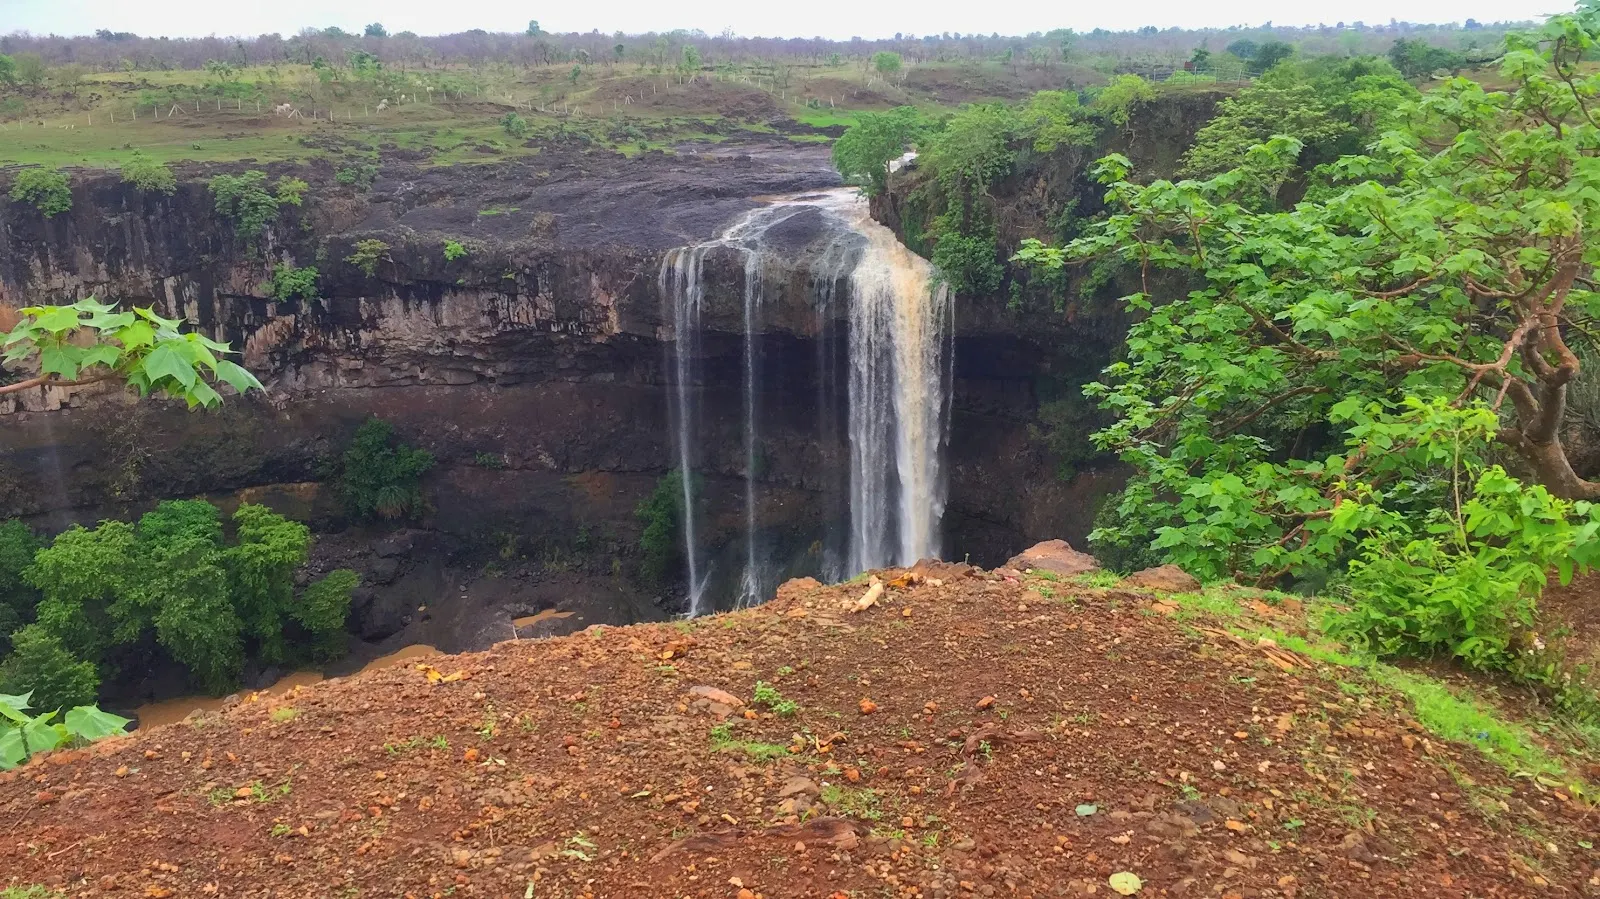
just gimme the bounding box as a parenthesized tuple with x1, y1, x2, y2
(0, 0, 1560, 40)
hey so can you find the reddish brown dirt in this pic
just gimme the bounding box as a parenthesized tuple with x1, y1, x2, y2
(4, 567, 1598, 897)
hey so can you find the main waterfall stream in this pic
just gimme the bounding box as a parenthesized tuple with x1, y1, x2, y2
(659, 189, 953, 615)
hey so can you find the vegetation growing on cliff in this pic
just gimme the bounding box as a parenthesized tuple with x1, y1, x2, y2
(208, 170, 305, 239)
(8, 168, 72, 217)
(337, 417, 435, 522)
(1015, 4, 1600, 706)
(345, 239, 391, 277)
(636, 470, 686, 586)
(269, 262, 319, 301)
(119, 152, 176, 195)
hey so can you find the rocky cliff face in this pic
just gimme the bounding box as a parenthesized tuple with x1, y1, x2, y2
(0, 136, 1114, 613)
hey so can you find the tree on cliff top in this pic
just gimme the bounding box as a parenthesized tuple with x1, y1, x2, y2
(831, 106, 926, 195)
(1015, 1, 1600, 672)
(1, 297, 262, 408)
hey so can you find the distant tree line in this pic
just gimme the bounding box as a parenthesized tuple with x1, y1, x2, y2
(0, 19, 1531, 75)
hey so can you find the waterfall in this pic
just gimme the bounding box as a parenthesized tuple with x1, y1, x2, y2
(840, 201, 952, 571)
(660, 189, 953, 612)
(658, 246, 711, 616)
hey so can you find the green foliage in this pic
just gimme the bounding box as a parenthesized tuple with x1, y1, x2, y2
(1013, 5, 1600, 685)
(269, 263, 319, 302)
(0, 55, 15, 87)
(1180, 58, 1415, 184)
(9, 168, 72, 217)
(18, 500, 345, 697)
(872, 51, 903, 77)
(1018, 91, 1098, 153)
(334, 161, 379, 191)
(0, 691, 128, 770)
(920, 104, 1020, 194)
(296, 569, 359, 661)
(752, 680, 799, 717)
(0, 625, 99, 713)
(1330, 467, 1594, 669)
(346, 239, 390, 277)
(1091, 75, 1155, 127)
(337, 417, 434, 522)
(1250, 40, 1295, 74)
(0, 521, 40, 654)
(275, 177, 308, 207)
(930, 225, 1003, 296)
(3, 297, 263, 409)
(119, 152, 176, 195)
(831, 106, 926, 195)
(208, 171, 280, 238)
(500, 112, 529, 138)
(443, 239, 469, 262)
(1388, 38, 1466, 78)
(636, 470, 685, 585)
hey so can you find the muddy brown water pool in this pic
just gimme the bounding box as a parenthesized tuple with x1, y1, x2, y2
(132, 644, 441, 729)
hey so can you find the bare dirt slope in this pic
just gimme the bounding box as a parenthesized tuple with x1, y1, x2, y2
(3, 564, 1597, 897)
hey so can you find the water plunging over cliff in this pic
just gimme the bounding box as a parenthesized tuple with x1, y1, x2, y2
(659, 189, 952, 613)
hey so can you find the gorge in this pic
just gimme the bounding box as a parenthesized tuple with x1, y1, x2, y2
(0, 134, 1120, 681)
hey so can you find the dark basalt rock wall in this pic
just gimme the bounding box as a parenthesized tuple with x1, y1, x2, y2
(0, 116, 1218, 595)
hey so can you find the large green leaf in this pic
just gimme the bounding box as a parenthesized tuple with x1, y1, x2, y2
(213, 360, 264, 393)
(0, 690, 32, 709)
(64, 705, 131, 742)
(139, 342, 198, 388)
(21, 712, 67, 755)
(0, 727, 25, 769)
(30, 305, 85, 334)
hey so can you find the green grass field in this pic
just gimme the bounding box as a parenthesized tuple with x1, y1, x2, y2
(0, 58, 1053, 170)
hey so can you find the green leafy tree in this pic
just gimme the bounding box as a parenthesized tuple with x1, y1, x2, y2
(1388, 38, 1467, 78)
(831, 106, 926, 195)
(21, 500, 345, 696)
(526, 20, 542, 37)
(296, 569, 358, 660)
(120, 152, 176, 195)
(209, 171, 279, 238)
(0, 55, 16, 87)
(1178, 81, 1349, 182)
(872, 51, 903, 78)
(636, 470, 685, 585)
(346, 239, 390, 277)
(1250, 40, 1295, 74)
(1091, 75, 1156, 128)
(920, 104, 1021, 193)
(9, 169, 72, 217)
(364, 22, 388, 38)
(681, 45, 702, 78)
(1014, 3, 1600, 669)
(223, 503, 311, 664)
(0, 625, 98, 713)
(3, 298, 262, 408)
(1018, 91, 1097, 153)
(500, 111, 529, 138)
(13, 54, 46, 90)
(338, 417, 435, 521)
